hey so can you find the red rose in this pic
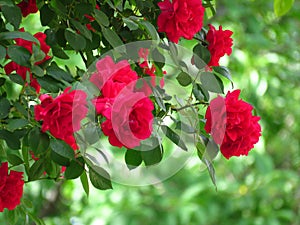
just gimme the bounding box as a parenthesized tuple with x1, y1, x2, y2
(204, 90, 261, 159)
(90, 56, 138, 98)
(4, 28, 51, 93)
(91, 56, 154, 148)
(34, 87, 88, 150)
(206, 24, 233, 67)
(102, 90, 154, 149)
(4, 62, 41, 93)
(17, 0, 38, 17)
(15, 28, 51, 65)
(157, 0, 205, 43)
(0, 162, 24, 212)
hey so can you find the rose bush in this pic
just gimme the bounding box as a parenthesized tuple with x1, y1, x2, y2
(0, 0, 262, 223)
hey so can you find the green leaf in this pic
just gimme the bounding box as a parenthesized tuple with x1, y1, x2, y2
(31, 65, 45, 77)
(31, 44, 46, 64)
(203, 157, 217, 188)
(74, 3, 93, 18)
(9, 73, 25, 85)
(141, 145, 163, 166)
(7, 118, 29, 131)
(139, 20, 160, 42)
(0, 45, 6, 60)
(80, 171, 89, 196)
(0, 140, 6, 159)
(89, 165, 112, 190)
(28, 127, 50, 155)
(94, 9, 109, 27)
(125, 149, 142, 169)
(102, 27, 124, 48)
(193, 44, 211, 67)
(46, 62, 74, 83)
(161, 125, 188, 151)
(49, 0, 67, 15)
(176, 71, 192, 87)
(0, 0, 14, 7)
(175, 121, 196, 134)
(192, 83, 205, 101)
(0, 31, 39, 43)
(71, 19, 92, 41)
(64, 28, 86, 51)
(200, 72, 223, 93)
(7, 45, 31, 68)
(0, 78, 5, 87)
(82, 123, 101, 145)
(152, 86, 166, 111)
(0, 129, 20, 150)
(28, 159, 45, 181)
(274, 0, 294, 17)
(65, 157, 85, 179)
(37, 76, 65, 92)
(0, 97, 10, 119)
(50, 139, 75, 166)
(212, 66, 232, 81)
(40, 4, 56, 26)
(1, 5, 21, 29)
(151, 48, 165, 68)
(122, 17, 139, 30)
(44, 160, 60, 178)
(7, 153, 23, 166)
(51, 46, 69, 59)
(5, 207, 19, 225)
(22, 198, 33, 209)
(26, 211, 45, 225)
(196, 137, 218, 189)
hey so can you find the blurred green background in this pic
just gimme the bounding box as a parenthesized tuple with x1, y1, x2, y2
(2, 0, 300, 224)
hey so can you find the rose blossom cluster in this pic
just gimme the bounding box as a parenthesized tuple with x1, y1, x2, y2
(0, 162, 24, 212)
(91, 56, 154, 149)
(204, 90, 261, 159)
(4, 28, 51, 93)
(157, 1, 233, 67)
(34, 87, 88, 150)
(157, 0, 205, 43)
(206, 24, 234, 67)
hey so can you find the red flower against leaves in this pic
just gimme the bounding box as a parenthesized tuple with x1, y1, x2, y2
(90, 56, 138, 98)
(17, 0, 38, 17)
(157, 0, 205, 43)
(84, 5, 100, 31)
(101, 91, 154, 149)
(204, 90, 261, 159)
(0, 162, 24, 212)
(4, 62, 41, 93)
(206, 24, 233, 67)
(4, 28, 51, 93)
(91, 56, 154, 149)
(34, 87, 88, 150)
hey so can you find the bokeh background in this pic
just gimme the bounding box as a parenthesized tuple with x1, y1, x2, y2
(1, 0, 300, 224)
